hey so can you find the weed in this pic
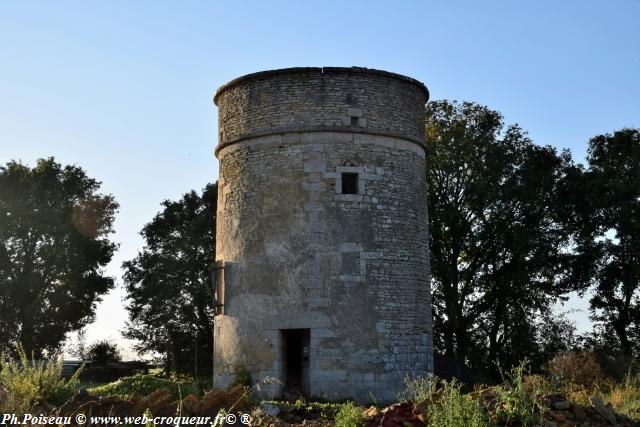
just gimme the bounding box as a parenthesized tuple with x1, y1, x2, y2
(0, 345, 81, 412)
(426, 380, 487, 427)
(334, 402, 365, 427)
(604, 370, 640, 420)
(492, 361, 542, 426)
(403, 373, 438, 402)
(228, 363, 252, 389)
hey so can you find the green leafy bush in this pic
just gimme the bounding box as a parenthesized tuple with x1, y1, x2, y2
(0, 347, 80, 412)
(334, 402, 365, 427)
(88, 374, 199, 398)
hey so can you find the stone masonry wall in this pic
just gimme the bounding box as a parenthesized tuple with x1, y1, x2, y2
(213, 68, 432, 402)
(214, 67, 428, 148)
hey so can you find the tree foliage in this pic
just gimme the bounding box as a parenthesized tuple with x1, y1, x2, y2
(87, 339, 121, 364)
(0, 158, 118, 357)
(122, 183, 217, 378)
(568, 129, 640, 355)
(426, 101, 577, 378)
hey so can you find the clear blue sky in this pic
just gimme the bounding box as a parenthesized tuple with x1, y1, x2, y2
(1, 1, 638, 358)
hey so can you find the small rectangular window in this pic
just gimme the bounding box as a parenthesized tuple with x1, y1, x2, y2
(341, 172, 358, 194)
(340, 252, 360, 275)
(350, 116, 359, 127)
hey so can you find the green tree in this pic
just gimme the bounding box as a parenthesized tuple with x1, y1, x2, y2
(122, 183, 217, 377)
(426, 101, 576, 377)
(86, 339, 121, 364)
(0, 158, 118, 357)
(569, 129, 640, 355)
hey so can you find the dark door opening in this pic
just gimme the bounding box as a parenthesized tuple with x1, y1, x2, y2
(281, 329, 310, 396)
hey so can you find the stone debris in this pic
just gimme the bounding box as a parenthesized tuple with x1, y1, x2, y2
(589, 396, 620, 426)
(26, 385, 248, 426)
(363, 402, 425, 427)
(539, 394, 638, 426)
(18, 386, 640, 426)
(362, 405, 380, 419)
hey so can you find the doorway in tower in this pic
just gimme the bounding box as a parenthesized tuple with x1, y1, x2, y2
(281, 329, 310, 396)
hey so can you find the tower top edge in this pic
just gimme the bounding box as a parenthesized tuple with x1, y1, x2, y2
(213, 66, 429, 105)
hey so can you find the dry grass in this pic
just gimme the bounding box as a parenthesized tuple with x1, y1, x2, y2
(546, 351, 606, 389)
(547, 352, 640, 420)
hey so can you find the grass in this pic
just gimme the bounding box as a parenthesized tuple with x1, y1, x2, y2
(542, 352, 640, 420)
(1, 347, 638, 425)
(76, 380, 108, 390)
(608, 372, 640, 420)
(563, 370, 640, 420)
(261, 399, 343, 421)
(427, 383, 487, 427)
(88, 373, 201, 399)
(490, 362, 544, 426)
(404, 374, 487, 427)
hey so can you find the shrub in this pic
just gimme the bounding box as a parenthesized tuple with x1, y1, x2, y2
(86, 340, 121, 364)
(403, 373, 438, 402)
(596, 353, 640, 383)
(546, 352, 605, 389)
(334, 402, 365, 427)
(521, 374, 552, 397)
(492, 362, 542, 427)
(0, 346, 80, 412)
(88, 374, 199, 398)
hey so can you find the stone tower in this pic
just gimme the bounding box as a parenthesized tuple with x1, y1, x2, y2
(213, 67, 432, 402)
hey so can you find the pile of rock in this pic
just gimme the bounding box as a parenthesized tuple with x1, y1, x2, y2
(363, 403, 426, 426)
(540, 394, 638, 427)
(249, 401, 334, 426)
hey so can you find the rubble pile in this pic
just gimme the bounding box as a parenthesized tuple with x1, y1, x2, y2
(18, 386, 640, 426)
(538, 395, 638, 427)
(27, 386, 247, 426)
(363, 403, 426, 427)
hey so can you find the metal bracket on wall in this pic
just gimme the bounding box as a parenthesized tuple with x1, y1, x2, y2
(212, 260, 225, 315)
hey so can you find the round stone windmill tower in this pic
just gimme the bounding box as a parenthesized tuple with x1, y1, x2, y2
(212, 67, 432, 402)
